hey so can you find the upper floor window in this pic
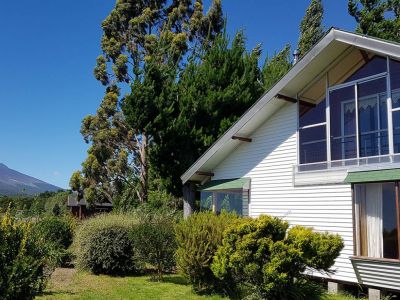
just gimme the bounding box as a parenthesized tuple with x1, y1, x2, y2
(298, 53, 400, 168)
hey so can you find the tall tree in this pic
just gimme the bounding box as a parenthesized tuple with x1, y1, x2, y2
(70, 85, 137, 205)
(298, 0, 325, 56)
(262, 44, 292, 91)
(150, 31, 264, 196)
(72, 0, 224, 204)
(348, 0, 400, 42)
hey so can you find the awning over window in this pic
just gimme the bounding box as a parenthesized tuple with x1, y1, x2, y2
(198, 178, 250, 191)
(344, 169, 400, 183)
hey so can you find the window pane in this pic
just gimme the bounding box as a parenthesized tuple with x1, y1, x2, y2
(330, 86, 357, 160)
(346, 56, 387, 82)
(390, 59, 400, 109)
(215, 191, 243, 215)
(393, 111, 400, 153)
(299, 125, 326, 164)
(358, 78, 388, 157)
(200, 192, 213, 211)
(299, 99, 326, 127)
(382, 183, 398, 259)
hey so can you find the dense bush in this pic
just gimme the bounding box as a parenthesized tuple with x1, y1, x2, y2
(74, 213, 138, 275)
(175, 211, 238, 294)
(211, 215, 344, 300)
(32, 215, 75, 268)
(34, 216, 74, 249)
(130, 211, 177, 280)
(0, 211, 46, 300)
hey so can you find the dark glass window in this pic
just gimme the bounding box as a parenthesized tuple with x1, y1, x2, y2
(200, 191, 212, 211)
(200, 189, 248, 216)
(390, 59, 400, 109)
(299, 125, 327, 164)
(215, 191, 243, 215)
(299, 99, 327, 164)
(299, 99, 326, 127)
(330, 86, 357, 160)
(346, 56, 387, 82)
(393, 111, 400, 153)
(358, 78, 388, 157)
(382, 183, 398, 259)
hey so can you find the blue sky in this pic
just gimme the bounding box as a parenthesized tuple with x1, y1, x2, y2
(0, 1, 356, 189)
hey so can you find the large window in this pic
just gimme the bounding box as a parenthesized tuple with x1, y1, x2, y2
(298, 55, 400, 168)
(354, 182, 399, 259)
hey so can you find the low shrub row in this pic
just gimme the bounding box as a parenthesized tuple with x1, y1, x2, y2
(70, 209, 344, 299)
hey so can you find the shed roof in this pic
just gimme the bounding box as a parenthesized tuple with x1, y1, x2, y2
(345, 169, 400, 183)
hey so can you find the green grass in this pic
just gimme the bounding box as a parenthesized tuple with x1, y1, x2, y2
(36, 268, 226, 300)
(36, 268, 363, 300)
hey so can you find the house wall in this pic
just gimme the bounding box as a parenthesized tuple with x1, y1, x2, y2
(212, 102, 357, 284)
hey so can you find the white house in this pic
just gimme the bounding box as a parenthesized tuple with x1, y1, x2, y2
(181, 28, 400, 298)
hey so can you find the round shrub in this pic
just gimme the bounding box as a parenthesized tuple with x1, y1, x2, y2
(211, 215, 344, 300)
(74, 213, 138, 275)
(130, 212, 176, 280)
(175, 211, 238, 294)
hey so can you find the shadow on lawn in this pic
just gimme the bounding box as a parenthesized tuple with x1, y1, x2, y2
(160, 275, 189, 286)
(38, 290, 77, 297)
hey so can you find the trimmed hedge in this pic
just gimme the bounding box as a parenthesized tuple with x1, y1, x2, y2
(74, 213, 138, 275)
(175, 211, 238, 294)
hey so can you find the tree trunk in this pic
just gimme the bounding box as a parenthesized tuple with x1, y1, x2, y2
(139, 133, 148, 203)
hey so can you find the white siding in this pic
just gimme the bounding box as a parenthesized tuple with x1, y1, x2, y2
(212, 102, 357, 283)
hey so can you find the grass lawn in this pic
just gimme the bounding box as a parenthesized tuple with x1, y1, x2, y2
(36, 268, 226, 300)
(36, 268, 363, 300)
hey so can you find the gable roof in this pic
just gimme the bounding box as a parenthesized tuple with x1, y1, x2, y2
(181, 28, 400, 184)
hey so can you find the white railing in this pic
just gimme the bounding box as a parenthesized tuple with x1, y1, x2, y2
(295, 153, 400, 173)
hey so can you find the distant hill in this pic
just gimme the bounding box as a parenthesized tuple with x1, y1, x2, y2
(0, 163, 62, 196)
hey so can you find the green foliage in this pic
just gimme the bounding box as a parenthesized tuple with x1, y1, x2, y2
(33, 216, 74, 249)
(0, 210, 46, 300)
(152, 31, 264, 196)
(262, 44, 292, 90)
(130, 211, 177, 280)
(211, 215, 344, 300)
(74, 0, 225, 205)
(0, 190, 69, 217)
(298, 0, 325, 56)
(74, 213, 138, 275)
(32, 215, 76, 268)
(175, 211, 238, 294)
(348, 0, 400, 42)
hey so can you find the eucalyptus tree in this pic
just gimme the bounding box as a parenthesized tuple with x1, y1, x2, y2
(72, 0, 224, 204)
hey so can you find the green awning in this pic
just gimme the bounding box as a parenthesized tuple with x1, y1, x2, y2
(198, 178, 250, 191)
(344, 168, 400, 183)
